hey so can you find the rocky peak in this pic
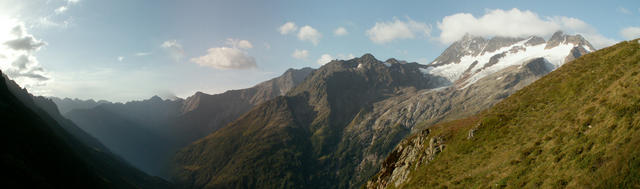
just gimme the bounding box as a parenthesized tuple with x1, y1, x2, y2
(545, 31, 595, 50)
(180, 92, 205, 113)
(525, 36, 546, 46)
(149, 95, 163, 102)
(481, 36, 525, 54)
(431, 35, 527, 65)
(359, 53, 378, 64)
(426, 31, 594, 89)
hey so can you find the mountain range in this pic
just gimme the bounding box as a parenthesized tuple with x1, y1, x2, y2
(15, 30, 622, 188)
(171, 31, 594, 188)
(62, 67, 314, 177)
(367, 38, 640, 188)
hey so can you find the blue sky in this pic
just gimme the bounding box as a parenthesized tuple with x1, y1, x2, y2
(0, 0, 639, 102)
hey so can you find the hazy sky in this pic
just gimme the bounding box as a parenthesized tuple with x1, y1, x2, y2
(0, 0, 639, 102)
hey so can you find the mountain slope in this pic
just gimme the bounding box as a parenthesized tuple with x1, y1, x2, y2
(342, 57, 558, 186)
(367, 39, 640, 188)
(172, 54, 446, 188)
(0, 71, 171, 188)
(63, 67, 314, 177)
(172, 32, 594, 189)
(173, 67, 315, 144)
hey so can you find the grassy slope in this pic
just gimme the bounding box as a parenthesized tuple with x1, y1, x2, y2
(396, 39, 640, 188)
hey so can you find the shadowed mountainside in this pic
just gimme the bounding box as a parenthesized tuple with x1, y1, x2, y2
(0, 71, 172, 188)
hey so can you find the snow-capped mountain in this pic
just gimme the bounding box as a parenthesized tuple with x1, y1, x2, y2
(424, 31, 594, 88)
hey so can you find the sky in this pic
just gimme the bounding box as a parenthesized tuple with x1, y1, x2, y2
(0, 0, 639, 102)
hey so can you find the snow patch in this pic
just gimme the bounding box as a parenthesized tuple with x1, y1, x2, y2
(383, 62, 391, 67)
(419, 67, 434, 75)
(425, 37, 581, 89)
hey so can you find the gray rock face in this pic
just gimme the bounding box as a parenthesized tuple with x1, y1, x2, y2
(545, 31, 594, 50)
(344, 56, 557, 187)
(361, 59, 557, 188)
(431, 34, 489, 65)
(366, 129, 444, 189)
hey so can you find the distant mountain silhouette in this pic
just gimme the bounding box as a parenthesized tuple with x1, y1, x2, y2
(0, 71, 171, 188)
(62, 67, 315, 177)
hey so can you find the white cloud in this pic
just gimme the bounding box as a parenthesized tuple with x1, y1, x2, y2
(337, 53, 355, 60)
(135, 52, 151, 56)
(3, 34, 46, 51)
(297, 25, 322, 45)
(317, 54, 333, 65)
(291, 49, 309, 59)
(54, 0, 80, 15)
(117, 56, 124, 61)
(366, 17, 431, 44)
(334, 27, 348, 36)
(0, 20, 50, 89)
(621, 27, 640, 40)
(437, 8, 617, 49)
(161, 40, 184, 61)
(36, 17, 71, 28)
(279, 22, 298, 35)
(190, 47, 256, 70)
(316, 53, 354, 65)
(619, 7, 632, 15)
(55, 6, 68, 14)
(225, 38, 253, 49)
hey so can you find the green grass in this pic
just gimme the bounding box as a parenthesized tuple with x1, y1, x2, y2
(392, 39, 640, 188)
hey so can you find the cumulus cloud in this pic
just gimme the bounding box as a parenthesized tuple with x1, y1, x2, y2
(3, 25, 46, 51)
(225, 38, 253, 49)
(437, 8, 616, 48)
(191, 47, 256, 70)
(621, 27, 640, 40)
(190, 39, 257, 70)
(316, 53, 354, 65)
(161, 40, 184, 61)
(366, 17, 431, 44)
(279, 22, 298, 35)
(334, 27, 348, 36)
(279, 22, 323, 45)
(297, 25, 322, 45)
(291, 49, 309, 59)
(0, 20, 50, 88)
(317, 54, 333, 65)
